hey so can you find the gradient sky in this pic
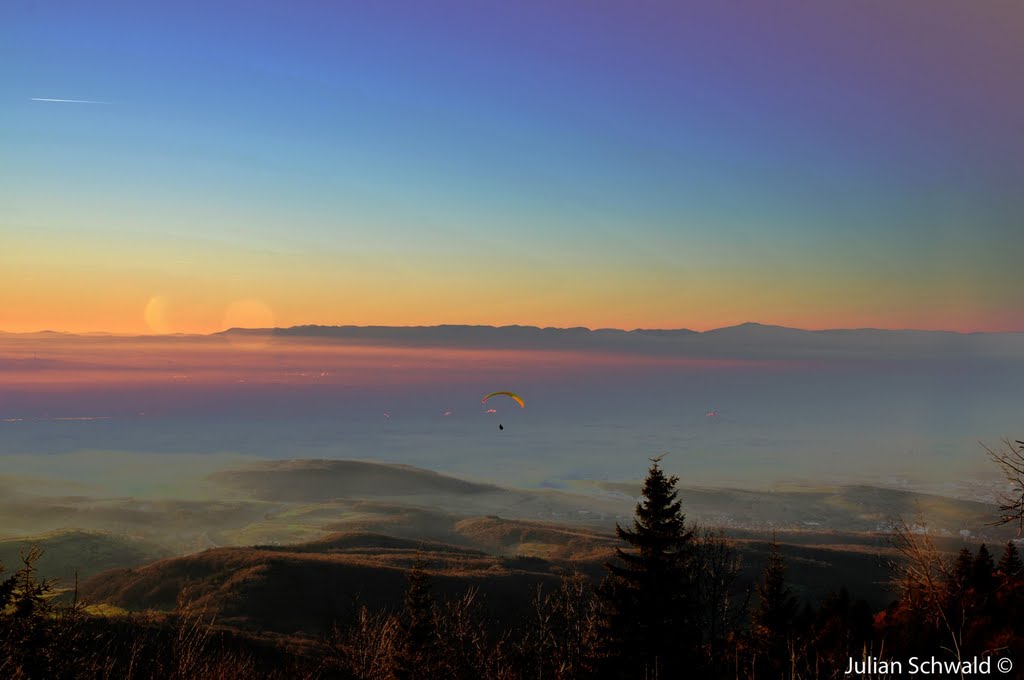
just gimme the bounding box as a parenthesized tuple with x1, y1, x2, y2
(3, 0, 1023, 334)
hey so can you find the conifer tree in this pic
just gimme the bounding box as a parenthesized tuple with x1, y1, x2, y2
(971, 544, 995, 605)
(601, 455, 698, 678)
(395, 555, 437, 679)
(994, 541, 1024, 630)
(996, 541, 1022, 581)
(0, 548, 64, 679)
(751, 539, 799, 679)
(952, 548, 974, 590)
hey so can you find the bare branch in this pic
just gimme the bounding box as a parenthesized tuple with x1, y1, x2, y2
(983, 438, 1024, 535)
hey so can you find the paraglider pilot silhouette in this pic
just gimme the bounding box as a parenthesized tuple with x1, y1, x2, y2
(482, 391, 523, 431)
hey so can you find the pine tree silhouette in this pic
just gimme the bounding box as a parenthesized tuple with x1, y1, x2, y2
(752, 538, 799, 680)
(395, 554, 438, 679)
(952, 548, 974, 589)
(971, 544, 996, 606)
(1, 548, 65, 678)
(994, 541, 1024, 631)
(996, 541, 1022, 581)
(601, 455, 698, 678)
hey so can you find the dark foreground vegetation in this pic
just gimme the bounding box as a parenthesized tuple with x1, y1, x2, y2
(3, 450, 1024, 679)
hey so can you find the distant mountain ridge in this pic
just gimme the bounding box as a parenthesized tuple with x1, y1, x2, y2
(7, 321, 1021, 338)
(6, 323, 1022, 359)
(212, 322, 1024, 360)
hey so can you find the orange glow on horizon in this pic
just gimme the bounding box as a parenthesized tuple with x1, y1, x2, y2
(4, 227, 1020, 335)
(2, 311, 1020, 336)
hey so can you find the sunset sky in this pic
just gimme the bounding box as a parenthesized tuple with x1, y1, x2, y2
(3, 1, 1023, 334)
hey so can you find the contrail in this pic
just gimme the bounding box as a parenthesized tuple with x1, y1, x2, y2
(31, 97, 111, 104)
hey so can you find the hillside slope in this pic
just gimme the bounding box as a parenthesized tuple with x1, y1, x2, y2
(80, 531, 562, 635)
(0, 530, 168, 583)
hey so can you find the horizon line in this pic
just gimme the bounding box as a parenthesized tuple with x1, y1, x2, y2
(3, 321, 1022, 338)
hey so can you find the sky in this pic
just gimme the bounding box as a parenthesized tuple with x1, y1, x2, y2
(3, 0, 1023, 334)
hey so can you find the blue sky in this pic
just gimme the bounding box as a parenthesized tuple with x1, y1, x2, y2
(3, 0, 1023, 332)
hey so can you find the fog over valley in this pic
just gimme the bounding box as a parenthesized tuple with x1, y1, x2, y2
(2, 325, 1020, 531)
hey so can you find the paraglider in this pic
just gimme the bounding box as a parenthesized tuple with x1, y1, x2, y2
(482, 392, 523, 432)
(481, 391, 524, 408)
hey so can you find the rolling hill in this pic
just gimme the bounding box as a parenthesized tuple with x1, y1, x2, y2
(80, 531, 563, 635)
(208, 459, 501, 501)
(0, 529, 168, 584)
(78, 524, 901, 638)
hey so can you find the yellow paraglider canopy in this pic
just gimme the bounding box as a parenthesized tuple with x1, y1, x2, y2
(481, 391, 525, 408)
